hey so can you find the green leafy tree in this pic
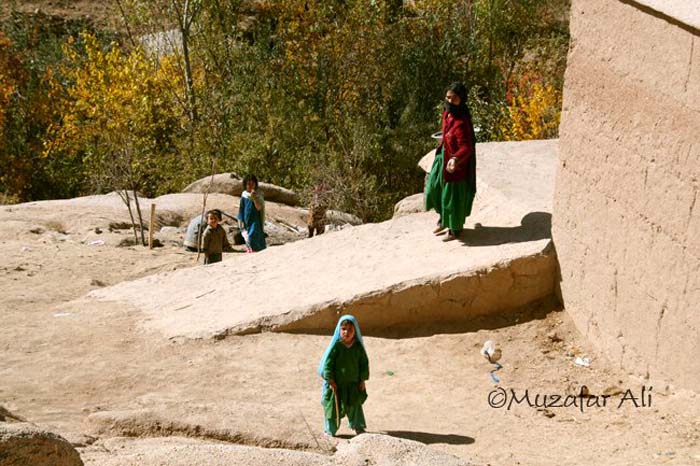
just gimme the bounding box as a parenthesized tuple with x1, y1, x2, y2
(2, 0, 570, 221)
(46, 32, 185, 243)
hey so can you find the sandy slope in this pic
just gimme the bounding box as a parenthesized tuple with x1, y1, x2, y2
(1, 222, 697, 465)
(1, 210, 697, 466)
(1, 141, 698, 465)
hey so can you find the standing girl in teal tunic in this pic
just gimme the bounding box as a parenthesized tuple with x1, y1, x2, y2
(237, 174, 267, 252)
(317, 315, 369, 436)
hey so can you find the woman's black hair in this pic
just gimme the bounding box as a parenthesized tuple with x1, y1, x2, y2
(447, 82, 468, 105)
(445, 81, 472, 119)
(242, 174, 259, 189)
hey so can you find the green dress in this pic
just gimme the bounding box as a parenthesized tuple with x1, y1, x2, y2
(424, 147, 475, 232)
(322, 341, 369, 434)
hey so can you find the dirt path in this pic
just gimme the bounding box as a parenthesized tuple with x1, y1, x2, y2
(1, 224, 698, 466)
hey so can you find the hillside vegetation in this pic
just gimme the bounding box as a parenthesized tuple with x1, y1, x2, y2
(0, 0, 569, 220)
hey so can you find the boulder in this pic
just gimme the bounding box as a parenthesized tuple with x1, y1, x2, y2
(250, 182, 301, 207)
(182, 173, 300, 207)
(0, 422, 83, 466)
(0, 406, 24, 423)
(182, 173, 243, 197)
(325, 209, 362, 226)
(335, 434, 475, 466)
(393, 193, 425, 218)
(79, 434, 479, 466)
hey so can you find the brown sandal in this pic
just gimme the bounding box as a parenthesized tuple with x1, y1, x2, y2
(442, 231, 457, 242)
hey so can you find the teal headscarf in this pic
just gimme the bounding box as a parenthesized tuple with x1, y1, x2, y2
(317, 315, 365, 377)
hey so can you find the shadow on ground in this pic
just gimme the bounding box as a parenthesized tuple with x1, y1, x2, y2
(384, 430, 475, 445)
(458, 211, 551, 247)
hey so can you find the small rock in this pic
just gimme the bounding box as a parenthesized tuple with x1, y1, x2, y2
(159, 226, 180, 235)
(68, 434, 97, 448)
(574, 356, 591, 367)
(90, 279, 107, 287)
(118, 238, 137, 247)
(547, 331, 563, 343)
(565, 382, 586, 396)
(52, 234, 69, 242)
(94, 227, 102, 234)
(537, 408, 555, 418)
(602, 385, 624, 396)
(0, 405, 26, 422)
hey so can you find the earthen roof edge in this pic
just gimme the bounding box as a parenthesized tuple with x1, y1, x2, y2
(620, 0, 700, 34)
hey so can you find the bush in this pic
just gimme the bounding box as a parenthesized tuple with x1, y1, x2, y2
(1, 0, 569, 221)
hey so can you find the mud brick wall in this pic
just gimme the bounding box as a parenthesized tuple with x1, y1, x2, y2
(553, 0, 699, 389)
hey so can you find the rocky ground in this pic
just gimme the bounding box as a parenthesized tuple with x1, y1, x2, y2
(5, 0, 122, 31)
(1, 189, 698, 466)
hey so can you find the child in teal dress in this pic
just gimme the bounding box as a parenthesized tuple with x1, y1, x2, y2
(237, 174, 267, 252)
(317, 315, 369, 436)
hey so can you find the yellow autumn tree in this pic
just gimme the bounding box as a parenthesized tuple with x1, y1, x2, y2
(46, 32, 186, 243)
(502, 82, 561, 141)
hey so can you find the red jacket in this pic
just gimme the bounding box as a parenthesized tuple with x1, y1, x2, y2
(439, 111, 475, 184)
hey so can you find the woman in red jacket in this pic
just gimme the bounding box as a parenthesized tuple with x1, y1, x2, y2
(425, 82, 477, 242)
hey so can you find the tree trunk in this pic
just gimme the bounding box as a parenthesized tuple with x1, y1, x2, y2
(119, 189, 139, 245)
(133, 188, 146, 246)
(180, 0, 198, 122)
(115, 0, 138, 48)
